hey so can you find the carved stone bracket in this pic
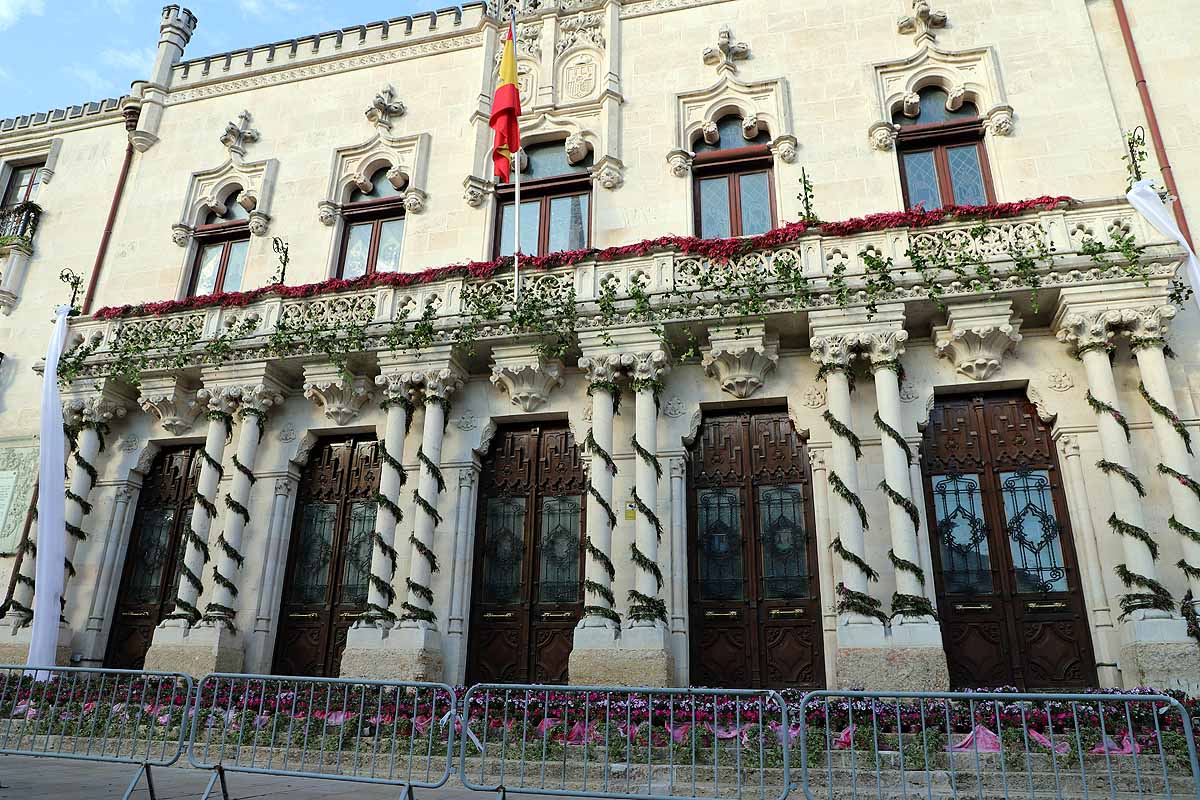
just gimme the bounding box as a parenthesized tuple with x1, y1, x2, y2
(138, 373, 203, 435)
(702, 323, 779, 399)
(490, 341, 565, 412)
(303, 363, 374, 425)
(933, 300, 1023, 380)
(809, 305, 907, 371)
(868, 121, 899, 151)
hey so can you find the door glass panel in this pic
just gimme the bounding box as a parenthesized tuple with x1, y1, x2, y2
(902, 150, 942, 210)
(376, 218, 405, 273)
(482, 497, 527, 604)
(999, 469, 1068, 593)
(288, 502, 338, 604)
(338, 501, 376, 605)
(698, 177, 732, 239)
(498, 200, 541, 257)
(537, 495, 581, 603)
(547, 194, 589, 252)
(221, 239, 249, 292)
(127, 508, 175, 604)
(947, 144, 987, 206)
(697, 487, 743, 600)
(193, 243, 223, 295)
(757, 484, 809, 599)
(342, 222, 373, 279)
(930, 473, 993, 593)
(738, 172, 771, 236)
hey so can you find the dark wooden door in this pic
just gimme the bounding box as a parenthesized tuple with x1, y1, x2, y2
(922, 393, 1097, 689)
(687, 409, 825, 689)
(272, 436, 380, 677)
(466, 423, 586, 684)
(105, 445, 202, 669)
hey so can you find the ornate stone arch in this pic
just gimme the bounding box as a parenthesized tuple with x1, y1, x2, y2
(171, 157, 278, 247)
(666, 73, 799, 177)
(867, 45, 1014, 150)
(318, 131, 431, 225)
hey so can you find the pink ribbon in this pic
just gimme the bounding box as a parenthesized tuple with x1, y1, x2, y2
(950, 725, 1001, 753)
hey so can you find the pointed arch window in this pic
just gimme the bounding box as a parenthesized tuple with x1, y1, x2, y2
(189, 188, 250, 296)
(338, 166, 407, 279)
(893, 87, 994, 210)
(692, 116, 776, 239)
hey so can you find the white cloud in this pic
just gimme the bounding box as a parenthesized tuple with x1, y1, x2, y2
(101, 46, 157, 74)
(239, 0, 304, 16)
(0, 0, 45, 32)
(63, 64, 111, 94)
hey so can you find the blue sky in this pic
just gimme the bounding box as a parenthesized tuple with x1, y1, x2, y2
(0, 1, 448, 119)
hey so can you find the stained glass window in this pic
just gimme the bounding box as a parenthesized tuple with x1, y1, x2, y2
(548, 194, 589, 252)
(193, 244, 223, 296)
(220, 240, 248, 292)
(739, 172, 772, 236)
(289, 502, 337, 605)
(946, 145, 987, 206)
(537, 495, 582, 603)
(342, 223, 372, 280)
(930, 473, 994, 594)
(757, 484, 809, 599)
(902, 151, 942, 211)
(376, 219, 405, 273)
(338, 501, 377, 605)
(1000, 469, 1068, 593)
(697, 487, 744, 600)
(699, 177, 732, 239)
(482, 497, 527, 605)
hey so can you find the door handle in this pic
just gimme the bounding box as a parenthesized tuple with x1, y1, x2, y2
(541, 611, 573, 619)
(705, 611, 738, 619)
(1027, 601, 1068, 610)
(288, 612, 320, 619)
(769, 608, 805, 617)
(340, 612, 364, 620)
(953, 603, 993, 611)
(121, 610, 151, 617)
(483, 612, 514, 620)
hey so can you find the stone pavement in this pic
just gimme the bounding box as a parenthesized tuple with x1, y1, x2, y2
(0, 754, 484, 800)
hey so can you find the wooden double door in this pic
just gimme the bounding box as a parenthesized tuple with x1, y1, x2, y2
(922, 393, 1097, 689)
(105, 445, 202, 669)
(272, 435, 380, 677)
(687, 409, 825, 689)
(466, 423, 587, 684)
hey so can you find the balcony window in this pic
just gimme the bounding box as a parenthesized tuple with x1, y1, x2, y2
(189, 190, 250, 296)
(495, 141, 592, 258)
(893, 87, 994, 209)
(692, 116, 776, 238)
(338, 166, 406, 279)
(2, 163, 44, 209)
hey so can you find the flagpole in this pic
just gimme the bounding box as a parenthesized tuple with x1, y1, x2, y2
(512, 148, 521, 302)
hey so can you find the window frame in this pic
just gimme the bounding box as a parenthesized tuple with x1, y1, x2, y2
(895, 118, 995, 209)
(336, 196, 408, 279)
(2, 161, 45, 208)
(691, 145, 778, 239)
(492, 173, 593, 259)
(188, 219, 250, 297)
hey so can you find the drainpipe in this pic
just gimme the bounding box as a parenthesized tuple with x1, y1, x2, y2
(1113, 0, 1194, 249)
(81, 106, 139, 315)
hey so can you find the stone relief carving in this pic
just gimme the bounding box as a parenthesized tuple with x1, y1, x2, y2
(139, 376, 203, 436)
(1046, 370, 1074, 392)
(0, 444, 37, 553)
(454, 413, 479, 432)
(900, 382, 920, 403)
(702, 25, 750, 74)
(556, 13, 604, 55)
(868, 121, 899, 151)
(517, 22, 543, 60)
(364, 85, 406, 131)
(220, 110, 260, 159)
(897, 0, 948, 46)
(702, 324, 779, 399)
(304, 375, 374, 426)
(801, 385, 826, 409)
(663, 396, 687, 418)
(118, 434, 141, 453)
(277, 423, 297, 443)
(561, 52, 599, 101)
(933, 301, 1023, 381)
(490, 355, 565, 412)
(1027, 386, 1056, 423)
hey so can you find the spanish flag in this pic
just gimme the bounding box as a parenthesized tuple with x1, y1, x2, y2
(490, 20, 522, 184)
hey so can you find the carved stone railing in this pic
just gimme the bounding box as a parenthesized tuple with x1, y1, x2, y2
(63, 197, 1184, 378)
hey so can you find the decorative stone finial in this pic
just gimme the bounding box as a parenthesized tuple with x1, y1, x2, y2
(897, 0, 947, 45)
(365, 85, 406, 131)
(220, 110, 260, 159)
(702, 25, 750, 74)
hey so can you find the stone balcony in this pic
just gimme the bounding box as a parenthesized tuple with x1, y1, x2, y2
(0, 201, 42, 315)
(62, 197, 1184, 382)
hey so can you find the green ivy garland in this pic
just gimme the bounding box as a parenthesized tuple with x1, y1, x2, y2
(1184, 591, 1200, 645)
(1159, 464, 1200, 504)
(829, 471, 869, 529)
(815, 362, 855, 394)
(1109, 513, 1159, 560)
(1097, 459, 1147, 497)
(888, 549, 926, 585)
(823, 410, 862, 459)
(891, 592, 937, 620)
(585, 536, 616, 580)
(588, 380, 622, 416)
(584, 429, 617, 476)
(873, 412, 912, 465)
(1115, 563, 1175, 618)
(231, 454, 257, 484)
(835, 582, 888, 625)
(412, 491, 443, 526)
(1141, 382, 1193, 455)
(630, 489, 663, 541)
(207, 410, 234, 443)
(1170, 516, 1200, 544)
(879, 480, 920, 529)
(1086, 391, 1132, 442)
(630, 544, 664, 591)
(588, 484, 617, 528)
(416, 447, 447, 494)
(215, 533, 245, 569)
(584, 579, 615, 606)
(627, 591, 668, 623)
(630, 435, 662, 480)
(832, 537, 879, 581)
(64, 489, 92, 517)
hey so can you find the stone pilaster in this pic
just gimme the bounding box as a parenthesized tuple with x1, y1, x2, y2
(1054, 286, 1200, 692)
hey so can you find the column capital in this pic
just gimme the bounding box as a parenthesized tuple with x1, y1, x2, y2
(809, 305, 906, 370)
(376, 346, 467, 404)
(933, 299, 1022, 380)
(629, 346, 672, 385)
(702, 322, 777, 399)
(1053, 284, 1174, 355)
(62, 377, 136, 429)
(861, 329, 910, 366)
(197, 362, 291, 416)
(138, 373, 203, 435)
(1125, 304, 1177, 352)
(489, 339, 565, 412)
(303, 362, 374, 425)
(578, 327, 670, 387)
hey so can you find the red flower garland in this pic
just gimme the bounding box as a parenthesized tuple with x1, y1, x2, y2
(94, 196, 1072, 321)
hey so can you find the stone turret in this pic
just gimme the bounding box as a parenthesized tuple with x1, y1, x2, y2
(130, 5, 198, 152)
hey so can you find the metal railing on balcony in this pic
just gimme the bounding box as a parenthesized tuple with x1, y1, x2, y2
(0, 201, 41, 243)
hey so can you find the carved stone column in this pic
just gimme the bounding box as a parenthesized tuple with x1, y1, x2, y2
(1126, 306, 1200, 603)
(667, 456, 688, 682)
(1055, 287, 1199, 690)
(447, 461, 481, 682)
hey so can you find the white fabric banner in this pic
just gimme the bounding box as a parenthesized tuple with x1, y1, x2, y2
(1126, 178, 1200, 313)
(26, 305, 72, 672)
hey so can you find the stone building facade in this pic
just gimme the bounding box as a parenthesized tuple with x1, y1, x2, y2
(1, 0, 1199, 692)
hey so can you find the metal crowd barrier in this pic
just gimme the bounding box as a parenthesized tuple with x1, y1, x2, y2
(186, 672, 457, 799)
(0, 663, 193, 800)
(797, 690, 1200, 800)
(458, 683, 791, 800)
